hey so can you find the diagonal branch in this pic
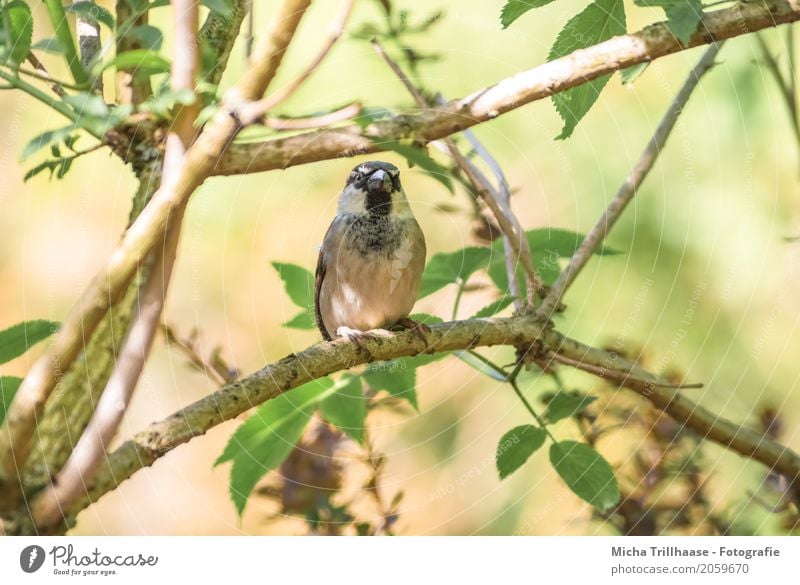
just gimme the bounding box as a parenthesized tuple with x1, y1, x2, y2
(215, 0, 800, 176)
(0, 0, 313, 502)
(48, 315, 800, 531)
(371, 39, 540, 305)
(537, 42, 725, 318)
(28, 0, 202, 528)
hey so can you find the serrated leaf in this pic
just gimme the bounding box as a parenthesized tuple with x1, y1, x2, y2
(3, 0, 33, 67)
(496, 425, 547, 479)
(216, 378, 334, 516)
(31, 37, 65, 54)
(202, 0, 233, 16)
(473, 295, 515, 318)
(549, 440, 620, 512)
(282, 310, 316, 330)
(0, 320, 58, 365)
(454, 350, 507, 381)
(364, 353, 446, 411)
(526, 228, 621, 257)
(378, 141, 453, 193)
(0, 376, 22, 426)
(419, 246, 491, 298)
(67, 2, 115, 29)
(549, 0, 626, 139)
(409, 312, 443, 325)
(354, 106, 393, 128)
(544, 391, 597, 423)
(272, 262, 314, 310)
(126, 24, 163, 50)
(634, 0, 702, 45)
(500, 0, 557, 29)
(100, 49, 171, 76)
(318, 375, 366, 444)
(620, 62, 649, 85)
(24, 160, 59, 182)
(63, 92, 111, 118)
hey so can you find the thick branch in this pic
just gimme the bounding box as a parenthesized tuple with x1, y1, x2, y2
(59, 316, 800, 526)
(537, 42, 725, 317)
(215, 0, 800, 176)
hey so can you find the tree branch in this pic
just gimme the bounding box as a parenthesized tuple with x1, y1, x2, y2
(536, 42, 725, 318)
(371, 39, 540, 305)
(50, 315, 800, 529)
(0, 0, 313, 502)
(215, 0, 800, 176)
(28, 0, 202, 529)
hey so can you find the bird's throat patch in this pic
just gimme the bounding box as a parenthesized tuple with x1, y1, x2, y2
(365, 190, 392, 215)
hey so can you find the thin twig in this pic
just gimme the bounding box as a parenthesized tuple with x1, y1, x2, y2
(536, 42, 725, 318)
(262, 102, 362, 130)
(160, 323, 237, 386)
(545, 351, 704, 390)
(23, 55, 67, 96)
(755, 32, 800, 165)
(372, 39, 540, 305)
(30, 0, 203, 528)
(255, 0, 356, 113)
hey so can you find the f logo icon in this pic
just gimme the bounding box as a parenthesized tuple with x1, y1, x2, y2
(19, 545, 45, 573)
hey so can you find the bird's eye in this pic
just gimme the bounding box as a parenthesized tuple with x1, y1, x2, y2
(347, 171, 362, 185)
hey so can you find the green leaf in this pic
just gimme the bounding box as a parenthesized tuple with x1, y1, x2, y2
(100, 49, 171, 77)
(409, 312, 444, 325)
(379, 141, 454, 193)
(496, 425, 547, 479)
(0, 320, 58, 365)
(272, 262, 314, 310)
(318, 375, 366, 444)
(201, 0, 233, 16)
(354, 106, 393, 128)
(544, 391, 597, 423)
(549, 440, 620, 512)
(216, 379, 334, 516)
(473, 296, 515, 318)
(364, 353, 445, 411)
(634, 0, 702, 45)
(454, 350, 507, 382)
(500, 0, 557, 28)
(21, 127, 77, 161)
(548, 0, 626, 139)
(67, 2, 116, 30)
(31, 37, 65, 54)
(126, 24, 163, 51)
(282, 310, 316, 330)
(2, 0, 33, 67)
(620, 62, 649, 85)
(488, 228, 620, 293)
(0, 376, 22, 426)
(419, 247, 491, 298)
(63, 92, 111, 118)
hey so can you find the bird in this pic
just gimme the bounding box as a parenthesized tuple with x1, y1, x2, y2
(314, 160, 427, 346)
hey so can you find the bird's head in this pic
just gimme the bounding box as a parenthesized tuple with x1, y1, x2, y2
(337, 161, 412, 217)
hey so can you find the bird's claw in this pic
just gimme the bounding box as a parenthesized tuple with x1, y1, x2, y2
(336, 326, 376, 359)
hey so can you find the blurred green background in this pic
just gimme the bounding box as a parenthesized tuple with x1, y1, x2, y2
(1, 0, 799, 534)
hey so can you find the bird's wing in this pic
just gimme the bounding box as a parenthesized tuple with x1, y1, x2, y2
(314, 221, 336, 341)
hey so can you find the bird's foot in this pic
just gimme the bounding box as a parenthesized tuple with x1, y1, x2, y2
(336, 326, 378, 359)
(392, 317, 431, 348)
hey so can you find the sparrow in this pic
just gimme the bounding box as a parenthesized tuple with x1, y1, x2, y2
(314, 161, 427, 345)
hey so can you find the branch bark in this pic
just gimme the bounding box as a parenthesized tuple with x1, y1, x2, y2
(49, 315, 800, 530)
(214, 0, 800, 176)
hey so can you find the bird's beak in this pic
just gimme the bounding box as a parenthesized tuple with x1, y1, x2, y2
(367, 169, 393, 193)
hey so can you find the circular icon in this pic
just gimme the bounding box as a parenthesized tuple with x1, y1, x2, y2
(19, 545, 45, 573)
